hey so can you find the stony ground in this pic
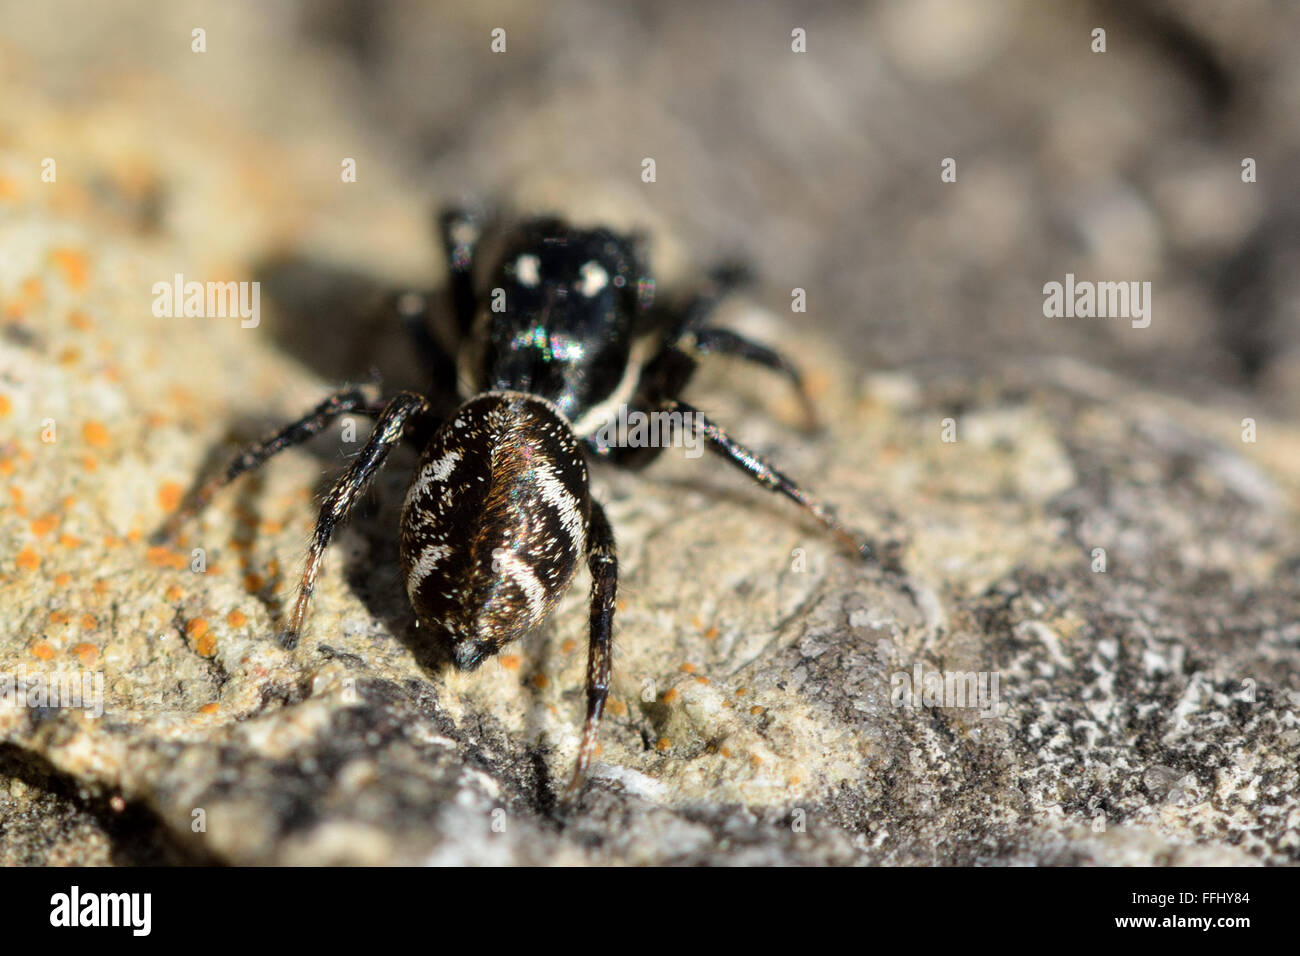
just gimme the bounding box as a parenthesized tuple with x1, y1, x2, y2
(1, 0, 1297, 864)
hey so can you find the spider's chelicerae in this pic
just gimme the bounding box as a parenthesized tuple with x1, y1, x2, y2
(162, 208, 868, 800)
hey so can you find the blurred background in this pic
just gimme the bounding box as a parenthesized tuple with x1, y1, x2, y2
(5, 0, 1298, 414)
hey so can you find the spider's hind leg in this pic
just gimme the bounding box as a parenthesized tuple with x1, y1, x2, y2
(665, 396, 868, 560)
(565, 498, 618, 803)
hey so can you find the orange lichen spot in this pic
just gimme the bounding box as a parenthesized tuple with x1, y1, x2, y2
(93, 579, 107, 597)
(260, 520, 283, 535)
(164, 585, 182, 601)
(719, 746, 733, 758)
(243, 573, 264, 593)
(616, 598, 628, 612)
(16, 547, 39, 571)
(559, 638, 577, 654)
(226, 609, 247, 627)
(0, 175, 18, 199)
(58, 346, 81, 366)
(607, 698, 627, 717)
(704, 626, 719, 641)
(54, 572, 72, 587)
(186, 618, 209, 639)
(750, 705, 764, 716)
(58, 534, 81, 548)
(49, 610, 70, 625)
(0, 394, 10, 417)
(10, 486, 24, 504)
(195, 632, 217, 657)
(694, 676, 711, 685)
(656, 737, 672, 753)
(31, 641, 56, 661)
(749, 754, 763, 767)
(265, 558, 280, 577)
(30, 514, 59, 537)
(199, 702, 220, 715)
(680, 662, 696, 673)
(0, 459, 14, 476)
(81, 421, 109, 447)
(126, 529, 142, 543)
(788, 775, 802, 787)
(68, 310, 93, 331)
(735, 686, 748, 697)
(20, 276, 43, 303)
(498, 654, 521, 670)
(531, 673, 550, 690)
(103, 535, 120, 548)
(158, 481, 183, 513)
(79, 614, 96, 630)
(81, 456, 98, 472)
(166, 385, 194, 407)
(71, 643, 98, 665)
(662, 688, 679, 703)
(49, 248, 90, 290)
(146, 546, 186, 569)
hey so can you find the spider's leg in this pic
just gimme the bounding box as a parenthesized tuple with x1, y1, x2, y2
(154, 385, 385, 543)
(437, 206, 486, 336)
(383, 289, 463, 416)
(565, 498, 618, 802)
(283, 391, 435, 648)
(683, 326, 819, 430)
(662, 261, 753, 339)
(664, 399, 868, 560)
(660, 264, 817, 428)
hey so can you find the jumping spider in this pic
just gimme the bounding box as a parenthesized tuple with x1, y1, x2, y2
(161, 208, 867, 800)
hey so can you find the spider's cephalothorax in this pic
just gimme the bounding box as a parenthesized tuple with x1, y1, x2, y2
(160, 207, 867, 801)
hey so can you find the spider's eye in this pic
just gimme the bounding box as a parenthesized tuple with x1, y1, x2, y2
(577, 261, 610, 298)
(514, 254, 541, 288)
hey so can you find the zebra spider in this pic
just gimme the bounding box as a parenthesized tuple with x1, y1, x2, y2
(161, 208, 867, 800)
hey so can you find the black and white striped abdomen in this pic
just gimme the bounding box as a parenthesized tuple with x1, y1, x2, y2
(399, 391, 591, 670)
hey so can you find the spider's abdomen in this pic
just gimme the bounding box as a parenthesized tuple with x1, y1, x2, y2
(399, 390, 590, 670)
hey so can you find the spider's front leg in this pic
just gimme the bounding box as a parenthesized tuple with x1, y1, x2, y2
(154, 384, 385, 543)
(565, 499, 618, 803)
(437, 206, 489, 336)
(283, 391, 436, 648)
(666, 264, 820, 430)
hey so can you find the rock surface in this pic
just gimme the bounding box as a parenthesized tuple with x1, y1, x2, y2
(1, 0, 1298, 865)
